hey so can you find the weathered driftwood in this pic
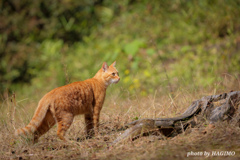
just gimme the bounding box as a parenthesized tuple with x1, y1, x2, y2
(112, 91, 240, 145)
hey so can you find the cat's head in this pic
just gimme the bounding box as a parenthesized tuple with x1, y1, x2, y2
(101, 61, 120, 86)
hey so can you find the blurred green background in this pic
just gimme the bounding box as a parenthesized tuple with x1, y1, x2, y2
(1, 0, 240, 100)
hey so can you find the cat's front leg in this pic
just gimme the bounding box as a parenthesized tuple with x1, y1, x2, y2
(93, 104, 101, 136)
(84, 113, 94, 137)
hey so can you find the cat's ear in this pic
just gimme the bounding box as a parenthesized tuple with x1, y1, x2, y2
(102, 62, 109, 72)
(110, 61, 116, 67)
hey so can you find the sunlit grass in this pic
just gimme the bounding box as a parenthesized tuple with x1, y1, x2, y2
(1, 76, 240, 159)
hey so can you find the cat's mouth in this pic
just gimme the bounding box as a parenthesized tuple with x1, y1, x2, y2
(112, 78, 120, 84)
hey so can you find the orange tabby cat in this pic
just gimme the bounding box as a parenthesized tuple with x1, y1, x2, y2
(15, 61, 120, 143)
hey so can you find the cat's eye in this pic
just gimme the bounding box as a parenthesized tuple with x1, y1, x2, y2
(112, 73, 115, 76)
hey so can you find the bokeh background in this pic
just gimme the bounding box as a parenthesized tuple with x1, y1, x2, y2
(1, 0, 240, 100)
(1, 1, 240, 159)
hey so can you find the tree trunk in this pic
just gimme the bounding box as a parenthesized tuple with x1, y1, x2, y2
(111, 91, 240, 145)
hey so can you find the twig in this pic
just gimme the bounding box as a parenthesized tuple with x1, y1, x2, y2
(11, 93, 16, 130)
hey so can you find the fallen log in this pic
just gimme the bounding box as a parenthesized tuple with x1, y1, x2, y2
(111, 91, 240, 145)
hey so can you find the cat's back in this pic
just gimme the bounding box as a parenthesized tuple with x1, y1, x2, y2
(40, 79, 95, 111)
(53, 80, 95, 101)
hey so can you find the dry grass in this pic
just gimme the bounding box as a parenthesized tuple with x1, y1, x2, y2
(1, 78, 240, 159)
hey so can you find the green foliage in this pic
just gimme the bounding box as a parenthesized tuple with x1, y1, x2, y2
(1, 0, 240, 99)
(0, 0, 107, 94)
(124, 39, 145, 57)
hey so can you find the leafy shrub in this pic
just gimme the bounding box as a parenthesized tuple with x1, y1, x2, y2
(1, 0, 240, 99)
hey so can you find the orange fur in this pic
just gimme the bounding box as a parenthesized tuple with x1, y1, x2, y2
(15, 61, 120, 143)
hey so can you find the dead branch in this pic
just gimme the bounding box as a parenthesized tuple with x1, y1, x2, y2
(112, 91, 240, 145)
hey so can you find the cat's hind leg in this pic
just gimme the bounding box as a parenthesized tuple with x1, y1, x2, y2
(33, 110, 56, 143)
(56, 112, 74, 141)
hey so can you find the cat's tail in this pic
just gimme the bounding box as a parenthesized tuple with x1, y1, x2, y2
(15, 100, 50, 136)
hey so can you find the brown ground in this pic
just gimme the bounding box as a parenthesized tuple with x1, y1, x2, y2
(1, 87, 240, 160)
